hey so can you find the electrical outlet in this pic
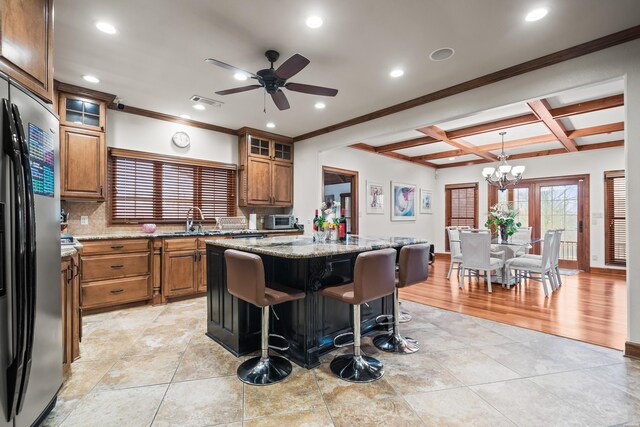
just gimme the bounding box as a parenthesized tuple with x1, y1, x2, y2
(80, 216, 89, 225)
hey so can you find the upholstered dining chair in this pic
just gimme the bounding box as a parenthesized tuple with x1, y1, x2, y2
(505, 230, 556, 297)
(446, 226, 464, 280)
(512, 226, 533, 257)
(459, 230, 505, 293)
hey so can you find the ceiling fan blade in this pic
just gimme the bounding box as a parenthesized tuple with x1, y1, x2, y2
(271, 90, 290, 110)
(285, 82, 338, 97)
(215, 85, 261, 95)
(205, 58, 258, 78)
(275, 54, 310, 80)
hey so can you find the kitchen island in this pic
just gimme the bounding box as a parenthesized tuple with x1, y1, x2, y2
(205, 235, 428, 368)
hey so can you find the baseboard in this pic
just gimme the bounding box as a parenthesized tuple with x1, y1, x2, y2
(437, 252, 451, 261)
(625, 341, 640, 359)
(590, 267, 627, 277)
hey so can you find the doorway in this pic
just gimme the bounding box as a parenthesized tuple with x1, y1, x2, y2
(489, 174, 590, 271)
(322, 166, 359, 235)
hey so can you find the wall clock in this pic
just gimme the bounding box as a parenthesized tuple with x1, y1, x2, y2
(172, 131, 190, 148)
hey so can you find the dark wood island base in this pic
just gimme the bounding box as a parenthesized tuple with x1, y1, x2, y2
(205, 235, 428, 368)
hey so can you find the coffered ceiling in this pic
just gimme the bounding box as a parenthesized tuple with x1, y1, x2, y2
(53, 0, 640, 138)
(352, 79, 624, 168)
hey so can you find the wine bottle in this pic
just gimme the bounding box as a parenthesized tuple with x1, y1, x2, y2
(313, 209, 319, 232)
(339, 208, 346, 240)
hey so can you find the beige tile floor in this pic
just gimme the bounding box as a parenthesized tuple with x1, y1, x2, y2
(43, 297, 640, 427)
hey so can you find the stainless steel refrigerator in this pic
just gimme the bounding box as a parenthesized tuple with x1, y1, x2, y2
(0, 73, 62, 427)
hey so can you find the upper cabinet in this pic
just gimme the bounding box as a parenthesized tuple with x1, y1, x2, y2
(0, 0, 54, 102)
(59, 93, 107, 132)
(238, 128, 294, 207)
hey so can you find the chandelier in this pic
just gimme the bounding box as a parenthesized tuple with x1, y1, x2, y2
(481, 132, 525, 192)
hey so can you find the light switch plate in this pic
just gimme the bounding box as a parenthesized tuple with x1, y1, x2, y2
(80, 216, 89, 225)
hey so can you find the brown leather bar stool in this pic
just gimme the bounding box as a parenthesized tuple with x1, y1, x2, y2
(319, 248, 397, 382)
(374, 244, 429, 354)
(225, 249, 305, 385)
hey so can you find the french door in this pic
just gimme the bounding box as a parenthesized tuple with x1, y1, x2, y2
(490, 175, 590, 271)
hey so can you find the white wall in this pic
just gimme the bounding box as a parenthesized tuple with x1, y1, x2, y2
(293, 39, 640, 345)
(312, 146, 436, 240)
(434, 147, 624, 268)
(106, 109, 237, 164)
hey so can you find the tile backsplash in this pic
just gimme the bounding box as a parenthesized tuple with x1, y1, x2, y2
(62, 201, 292, 236)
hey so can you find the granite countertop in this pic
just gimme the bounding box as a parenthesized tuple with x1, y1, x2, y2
(73, 228, 303, 241)
(61, 242, 84, 258)
(205, 235, 429, 259)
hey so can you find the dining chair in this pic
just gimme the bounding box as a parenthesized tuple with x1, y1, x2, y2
(512, 226, 533, 257)
(446, 226, 464, 280)
(521, 229, 563, 289)
(459, 230, 505, 293)
(505, 230, 556, 297)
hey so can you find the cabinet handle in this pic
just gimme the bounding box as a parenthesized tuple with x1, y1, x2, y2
(100, 185, 103, 196)
(110, 264, 124, 269)
(111, 245, 124, 249)
(110, 289, 124, 294)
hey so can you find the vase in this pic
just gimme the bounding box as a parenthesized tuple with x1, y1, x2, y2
(314, 230, 327, 243)
(330, 227, 338, 241)
(499, 224, 508, 242)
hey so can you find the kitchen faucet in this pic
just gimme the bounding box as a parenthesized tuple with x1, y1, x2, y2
(186, 207, 205, 232)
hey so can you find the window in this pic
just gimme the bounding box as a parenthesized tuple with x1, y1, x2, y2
(109, 148, 236, 223)
(445, 183, 478, 251)
(605, 170, 626, 266)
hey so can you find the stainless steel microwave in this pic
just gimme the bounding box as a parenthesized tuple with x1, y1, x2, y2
(264, 215, 295, 229)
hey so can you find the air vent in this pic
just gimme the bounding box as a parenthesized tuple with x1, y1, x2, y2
(190, 95, 224, 107)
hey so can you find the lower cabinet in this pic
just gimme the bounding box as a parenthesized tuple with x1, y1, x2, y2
(61, 254, 81, 373)
(162, 237, 209, 299)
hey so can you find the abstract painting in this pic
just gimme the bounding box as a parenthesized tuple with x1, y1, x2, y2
(391, 182, 416, 221)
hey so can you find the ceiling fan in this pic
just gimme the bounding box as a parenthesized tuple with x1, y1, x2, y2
(205, 50, 338, 111)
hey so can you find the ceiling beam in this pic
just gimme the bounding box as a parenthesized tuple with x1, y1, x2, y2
(349, 143, 438, 168)
(375, 136, 439, 153)
(436, 139, 623, 169)
(549, 94, 624, 119)
(527, 99, 578, 152)
(566, 121, 624, 138)
(418, 126, 498, 161)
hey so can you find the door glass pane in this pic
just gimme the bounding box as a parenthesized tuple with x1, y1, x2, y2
(83, 101, 100, 115)
(513, 187, 529, 227)
(66, 111, 83, 124)
(540, 184, 578, 260)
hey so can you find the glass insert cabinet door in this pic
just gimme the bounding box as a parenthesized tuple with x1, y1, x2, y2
(60, 93, 106, 131)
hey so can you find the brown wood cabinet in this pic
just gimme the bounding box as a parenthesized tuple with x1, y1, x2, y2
(61, 253, 81, 373)
(162, 237, 209, 299)
(59, 93, 107, 132)
(0, 0, 54, 102)
(60, 126, 106, 201)
(79, 239, 152, 312)
(238, 128, 294, 207)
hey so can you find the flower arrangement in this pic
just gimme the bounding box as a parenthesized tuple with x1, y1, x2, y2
(314, 201, 341, 241)
(485, 203, 522, 241)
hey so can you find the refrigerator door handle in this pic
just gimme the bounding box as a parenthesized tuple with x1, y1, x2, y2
(2, 99, 28, 421)
(11, 103, 37, 414)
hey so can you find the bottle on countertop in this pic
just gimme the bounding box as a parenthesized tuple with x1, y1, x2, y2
(313, 209, 319, 231)
(338, 208, 346, 240)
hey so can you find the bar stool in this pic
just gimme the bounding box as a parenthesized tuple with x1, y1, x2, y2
(224, 249, 305, 385)
(374, 244, 429, 354)
(319, 248, 397, 382)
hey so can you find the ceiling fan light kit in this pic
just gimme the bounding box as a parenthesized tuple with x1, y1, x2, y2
(205, 50, 338, 111)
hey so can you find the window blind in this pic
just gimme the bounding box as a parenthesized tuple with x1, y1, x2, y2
(445, 183, 478, 251)
(604, 170, 626, 266)
(109, 148, 236, 223)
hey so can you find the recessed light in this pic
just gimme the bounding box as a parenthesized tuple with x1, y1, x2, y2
(179, 114, 191, 119)
(430, 47, 455, 61)
(234, 72, 248, 81)
(389, 69, 404, 78)
(525, 8, 548, 22)
(266, 122, 276, 129)
(449, 157, 456, 161)
(314, 102, 326, 109)
(96, 22, 117, 34)
(82, 75, 100, 84)
(192, 104, 205, 111)
(305, 16, 323, 28)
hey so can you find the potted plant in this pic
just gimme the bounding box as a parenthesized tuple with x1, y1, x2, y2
(485, 203, 522, 242)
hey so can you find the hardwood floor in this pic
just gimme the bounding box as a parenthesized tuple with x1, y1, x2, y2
(400, 258, 627, 350)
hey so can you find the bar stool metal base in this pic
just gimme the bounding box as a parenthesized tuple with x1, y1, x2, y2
(329, 354, 384, 383)
(237, 355, 292, 386)
(373, 332, 419, 354)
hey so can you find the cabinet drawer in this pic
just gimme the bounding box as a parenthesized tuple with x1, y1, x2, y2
(82, 276, 151, 309)
(81, 239, 150, 255)
(82, 253, 150, 281)
(164, 237, 198, 252)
